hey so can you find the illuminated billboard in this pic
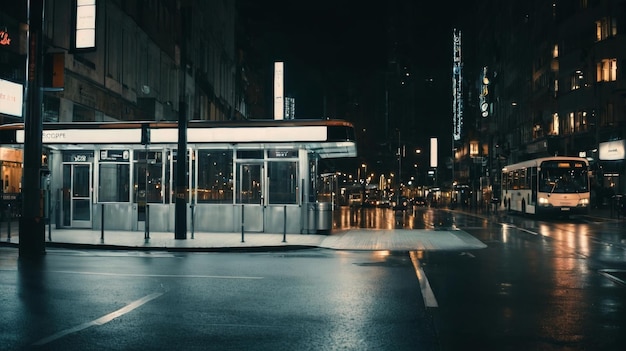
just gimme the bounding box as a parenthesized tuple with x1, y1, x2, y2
(0, 79, 23, 117)
(76, 0, 96, 49)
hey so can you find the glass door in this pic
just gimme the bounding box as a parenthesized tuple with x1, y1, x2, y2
(62, 163, 92, 228)
(237, 163, 264, 232)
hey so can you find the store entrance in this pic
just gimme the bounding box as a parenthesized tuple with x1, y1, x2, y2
(61, 163, 92, 228)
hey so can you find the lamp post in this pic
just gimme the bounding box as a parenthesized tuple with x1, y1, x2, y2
(20, 0, 46, 257)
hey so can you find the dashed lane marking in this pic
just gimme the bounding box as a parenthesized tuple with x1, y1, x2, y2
(32, 292, 164, 346)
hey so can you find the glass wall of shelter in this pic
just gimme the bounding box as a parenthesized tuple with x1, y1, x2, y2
(47, 144, 318, 234)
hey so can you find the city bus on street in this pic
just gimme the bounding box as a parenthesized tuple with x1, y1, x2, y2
(501, 156, 590, 216)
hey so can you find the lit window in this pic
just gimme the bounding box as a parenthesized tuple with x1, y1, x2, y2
(597, 58, 617, 82)
(552, 44, 558, 58)
(552, 113, 559, 135)
(570, 70, 584, 90)
(553, 79, 558, 97)
(568, 112, 575, 134)
(596, 17, 617, 41)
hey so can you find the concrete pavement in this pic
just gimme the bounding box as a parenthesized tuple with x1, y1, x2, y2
(0, 207, 619, 252)
(0, 226, 487, 252)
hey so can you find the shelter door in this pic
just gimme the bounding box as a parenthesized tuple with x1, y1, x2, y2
(237, 163, 264, 232)
(62, 163, 92, 228)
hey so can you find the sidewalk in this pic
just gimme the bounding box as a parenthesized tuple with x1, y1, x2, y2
(0, 225, 486, 252)
(0, 207, 617, 252)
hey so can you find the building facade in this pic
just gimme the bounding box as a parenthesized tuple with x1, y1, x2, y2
(457, 0, 626, 208)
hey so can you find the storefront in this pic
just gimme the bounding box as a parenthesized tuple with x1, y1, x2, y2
(0, 119, 357, 234)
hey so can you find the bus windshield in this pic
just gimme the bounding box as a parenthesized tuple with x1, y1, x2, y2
(538, 162, 589, 194)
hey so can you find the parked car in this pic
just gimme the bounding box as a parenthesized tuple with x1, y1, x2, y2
(349, 193, 363, 207)
(413, 197, 427, 207)
(392, 196, 409, 210)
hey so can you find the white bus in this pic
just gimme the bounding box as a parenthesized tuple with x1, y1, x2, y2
(501, 156, 590, 216)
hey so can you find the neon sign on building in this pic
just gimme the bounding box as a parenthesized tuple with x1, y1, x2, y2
(452, 29, 463, 141)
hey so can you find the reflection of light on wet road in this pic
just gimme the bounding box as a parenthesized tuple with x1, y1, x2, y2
(501, 224, 512, 243)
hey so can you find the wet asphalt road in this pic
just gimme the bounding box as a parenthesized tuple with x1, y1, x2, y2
(1, 207, 626, 350)
(1, 248, 435, 350)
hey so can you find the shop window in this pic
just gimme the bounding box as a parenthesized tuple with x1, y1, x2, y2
(236, 164, 261, 204)
(133, 150, 163, 203)
(99, 164, 130, 202)
(268, 161, 298, 204)
(99, 150, 130, 202)
(197, 150, 233, 203)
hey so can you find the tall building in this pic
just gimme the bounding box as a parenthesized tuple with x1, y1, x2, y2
(0, 0, 242, 125)
(462, 0, 626, 206)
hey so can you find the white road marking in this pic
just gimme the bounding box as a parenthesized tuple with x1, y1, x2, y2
(50, 270, 264, 279)
(460, 251, 475, 258)
(32, 292, 163, 346)
(410, 251, 438, 308)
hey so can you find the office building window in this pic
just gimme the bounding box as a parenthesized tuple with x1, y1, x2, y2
(570, 70, 584, 90)
(596, 17, 617, 41)
(597, 59, 617, 82)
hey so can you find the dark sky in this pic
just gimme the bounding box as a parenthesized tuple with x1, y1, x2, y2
(238, 0, 476, 171)
(240, 0, 389, 71)
(239, 1, 475, 71)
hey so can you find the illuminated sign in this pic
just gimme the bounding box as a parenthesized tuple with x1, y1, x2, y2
(452, 29, 463, 141)
(76, 0, 96, 49)
(269, 150, 297, 158)
(274, 62, 284, 120)
(0, 79, 23, 117)
(100, 149, 130, 162)
(599, 140, 625, 160)
(430, 137, 438, 168)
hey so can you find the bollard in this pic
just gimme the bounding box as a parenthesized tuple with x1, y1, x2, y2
(101, 203, 105, 242)
(47, 191, 52, 241)
(241, 204, 245, 243)
(7, 208, 10, 240)
(145, 204, 150, 239)
(282, 205, 287, 243)
(190, 204, 195, 239)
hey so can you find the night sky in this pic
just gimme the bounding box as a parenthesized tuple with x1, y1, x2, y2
(239, 0, 476, 173)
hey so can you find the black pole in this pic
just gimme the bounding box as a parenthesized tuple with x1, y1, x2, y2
(190, 204, 194, 239)
(282, 205, 287, 243)
(241, 204, 245, 243)
(20, 0, 46, 258)
(47, 188, 51, 241)
(145, 204, 150, 239)
(174, 4, 190, 240)
(100, 203, 104, 242)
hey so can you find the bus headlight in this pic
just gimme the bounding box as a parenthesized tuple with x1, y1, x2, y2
(538, 197, 549, 205)
(578, 198, 589, 206)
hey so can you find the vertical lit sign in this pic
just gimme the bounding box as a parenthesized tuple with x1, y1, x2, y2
(479, 66, 490, 118)
(0, 79, 23, 117)
(274, 62, 284, 120)
(430, 137, 438, 168)
(285, 96, 295, 119)
(452, 29, 463, 141)
(76, 0, 96, 49)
